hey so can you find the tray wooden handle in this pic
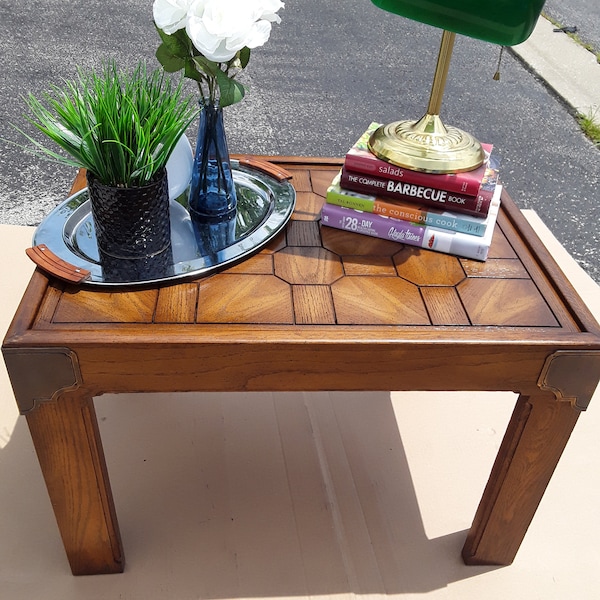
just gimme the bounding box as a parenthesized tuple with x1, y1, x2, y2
(235, 155, 293, 182)
(26, 244, 91, 284)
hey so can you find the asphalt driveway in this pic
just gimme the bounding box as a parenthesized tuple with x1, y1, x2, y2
(1, 0, 598, 281)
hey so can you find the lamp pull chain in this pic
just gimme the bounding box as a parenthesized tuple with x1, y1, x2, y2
(493, 46, 505, 81)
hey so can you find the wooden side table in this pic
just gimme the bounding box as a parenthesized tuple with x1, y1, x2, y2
(3, 156, 600, 575)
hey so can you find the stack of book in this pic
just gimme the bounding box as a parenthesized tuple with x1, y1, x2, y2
(320, 122, 502, 261)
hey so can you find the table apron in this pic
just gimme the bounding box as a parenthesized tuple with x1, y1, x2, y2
(6, 342, 600, 413)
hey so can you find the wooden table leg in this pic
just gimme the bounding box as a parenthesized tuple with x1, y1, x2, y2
(462, 392, 580, 565)
(25, 388, 124, 575)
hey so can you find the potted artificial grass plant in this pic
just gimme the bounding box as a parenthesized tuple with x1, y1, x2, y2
(18, 61, 197, 281)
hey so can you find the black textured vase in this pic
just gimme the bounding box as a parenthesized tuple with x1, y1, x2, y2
(87, 169, 173, 283)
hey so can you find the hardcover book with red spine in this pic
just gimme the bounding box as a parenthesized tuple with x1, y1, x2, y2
(340, 168, 496, 218)
(345, 122, 497, 197)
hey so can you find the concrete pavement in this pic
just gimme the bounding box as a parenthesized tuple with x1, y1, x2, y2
(545, 0, 600, 60)
(513, 16, 600, 125)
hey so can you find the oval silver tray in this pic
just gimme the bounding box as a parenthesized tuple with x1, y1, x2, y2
(33, 161, 296, 287)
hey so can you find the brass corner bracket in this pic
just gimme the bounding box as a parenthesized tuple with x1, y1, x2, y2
(538, 350, 600, 411)
(2, 347, 82, 414)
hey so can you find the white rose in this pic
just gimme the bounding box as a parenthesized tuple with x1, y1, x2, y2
(186, 0, 283, 62)
(256, 0, 285, 24)
(153, 0, 194, 35)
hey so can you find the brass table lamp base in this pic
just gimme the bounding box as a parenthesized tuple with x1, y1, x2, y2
(368, 30, 485, 174)
(368, 113, 485, 173)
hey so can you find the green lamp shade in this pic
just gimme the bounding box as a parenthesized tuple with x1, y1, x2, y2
(370, 0, 547, 46)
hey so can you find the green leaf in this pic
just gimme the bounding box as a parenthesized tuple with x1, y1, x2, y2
(155, 26, 189, 57)
(215, 70, 246, 108)
(239, 47, 251, 69)
(184, 58, 204, 83)
(192, 55, 220, 78)
(156, 43, 186, 73)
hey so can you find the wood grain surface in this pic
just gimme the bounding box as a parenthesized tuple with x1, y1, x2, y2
(4, 157, 600, 575)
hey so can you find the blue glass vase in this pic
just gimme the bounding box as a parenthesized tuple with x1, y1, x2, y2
(188, 100, 237, 225)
